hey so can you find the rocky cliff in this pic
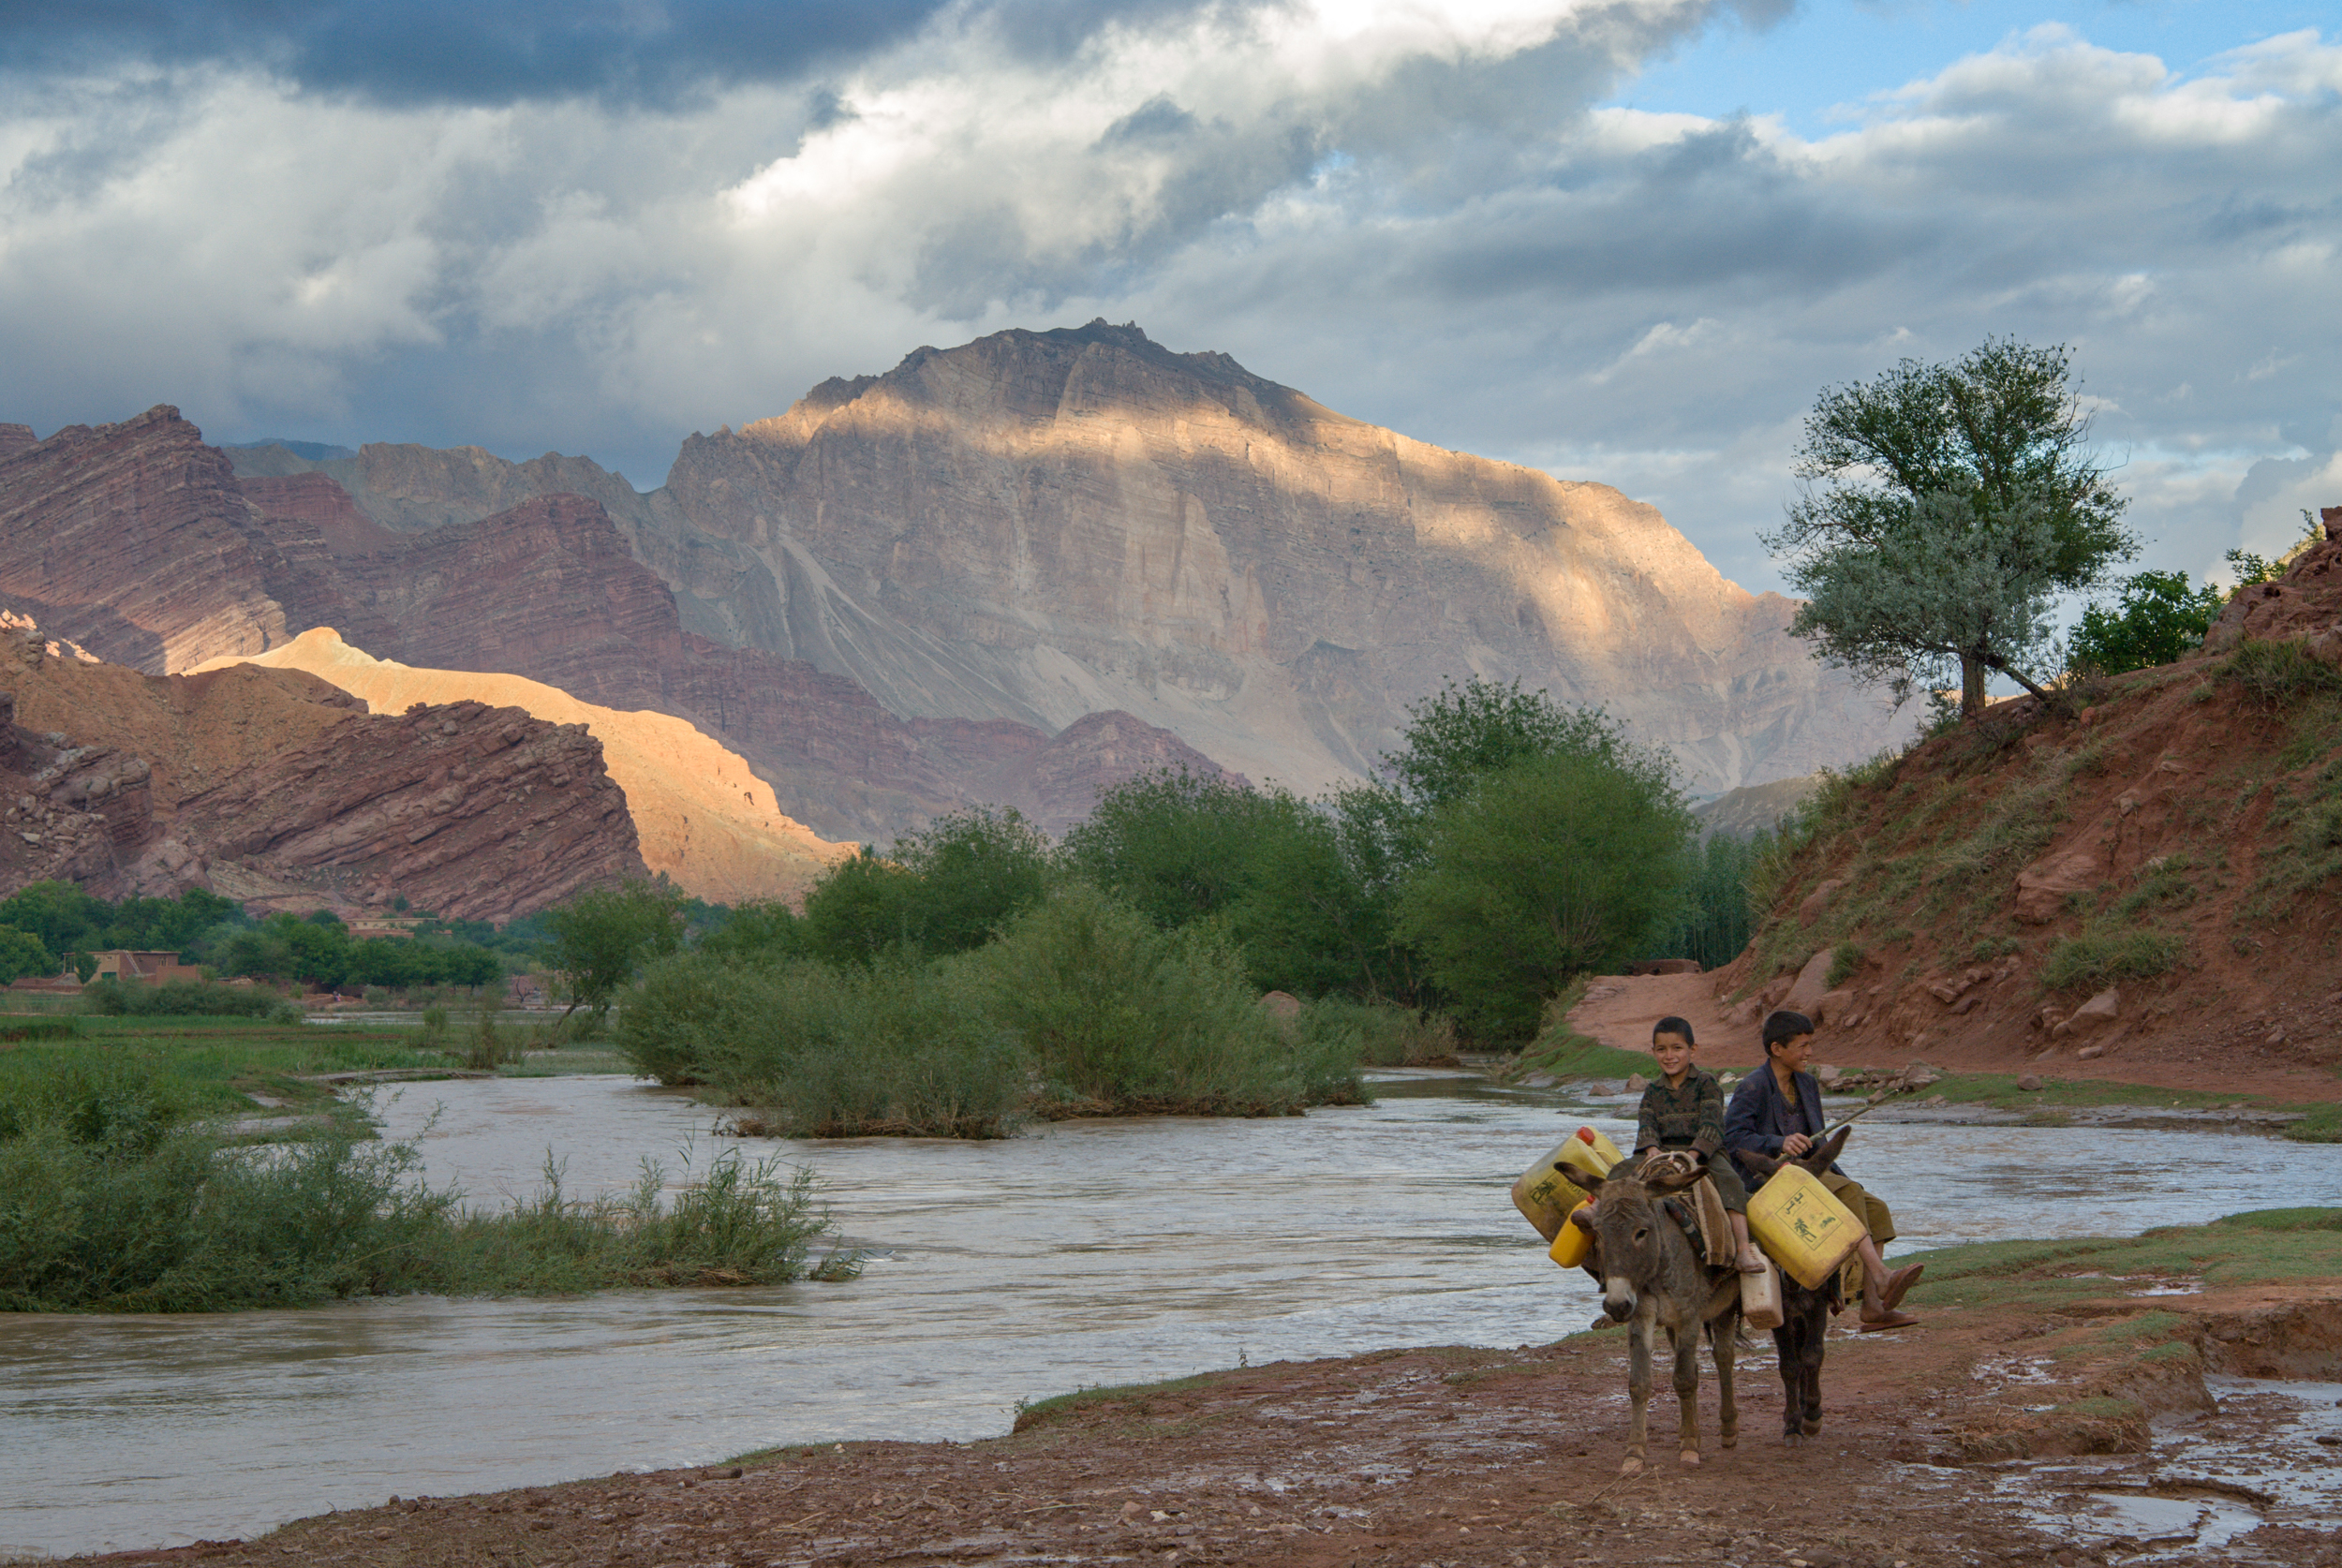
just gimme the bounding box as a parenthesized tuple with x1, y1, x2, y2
(197, 629, 852, 907)
(230, 322, 1902, 798)
(0, 627, 646, 920)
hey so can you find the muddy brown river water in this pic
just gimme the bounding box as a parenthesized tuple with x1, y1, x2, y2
(6, 1070, 2340, 1559)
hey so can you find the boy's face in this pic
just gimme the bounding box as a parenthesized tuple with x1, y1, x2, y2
(1770, 1032, 1815, 1072)
(1652, 1031, 1695, 1079)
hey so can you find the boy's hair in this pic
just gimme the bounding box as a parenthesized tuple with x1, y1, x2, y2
(1761, 1010, 1815, 1052)
(1652, 1015, 1696, 1045)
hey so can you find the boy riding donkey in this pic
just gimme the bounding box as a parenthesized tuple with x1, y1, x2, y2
(1634, 1015, 1769, 1276)
(1725, 1010, 1922, 1330)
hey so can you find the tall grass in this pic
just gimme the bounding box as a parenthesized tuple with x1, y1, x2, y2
(0, 1053, 852, 1312)
(618, 883, 1369, 1133)
(977, 885, 1360, 1117)
(82, 980, 295, 1019)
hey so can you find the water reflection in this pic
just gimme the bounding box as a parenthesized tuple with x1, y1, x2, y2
(4, 1071, 2337, 1558)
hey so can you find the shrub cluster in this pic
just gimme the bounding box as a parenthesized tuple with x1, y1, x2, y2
(620, 884, 1366, 1136)
(0, 1054, 851, 1312)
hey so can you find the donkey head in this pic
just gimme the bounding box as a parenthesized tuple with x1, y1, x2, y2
(1560, 1153, 1711, 1322)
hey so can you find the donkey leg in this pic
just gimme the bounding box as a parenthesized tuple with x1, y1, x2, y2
(1797, 1302, 1826, 1438)
(1670, 1324, 1702, 1466)
(1712, 1314, 1739, 1450)
(1772, 1322, 1806, 1445)
(1622, 1312, 1653, 1474)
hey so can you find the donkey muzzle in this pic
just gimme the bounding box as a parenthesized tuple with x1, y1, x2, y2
(1602, 1276, 1636, 1322)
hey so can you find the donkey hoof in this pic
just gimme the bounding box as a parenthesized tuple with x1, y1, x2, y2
(1722, 1430, 1739, 1450)
(1618, 1455, 1644, 1476)
(1677, 1449, 1700, 1468)
(1801, 1417, 1822, 1437)
(1782, 1431, 1805, 1448)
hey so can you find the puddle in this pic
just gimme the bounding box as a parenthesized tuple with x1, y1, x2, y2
(1997, 1378, 2342, 1561)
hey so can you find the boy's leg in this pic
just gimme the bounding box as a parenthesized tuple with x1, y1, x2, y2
(1707, 1152, 1767, 1273)
(1822, 1174, 1921, 1324)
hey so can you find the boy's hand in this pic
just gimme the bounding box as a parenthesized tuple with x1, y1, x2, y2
(1781, 1132, 1813, 1157)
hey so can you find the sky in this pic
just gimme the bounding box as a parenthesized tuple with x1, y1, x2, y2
(2, 0, 2336, 598)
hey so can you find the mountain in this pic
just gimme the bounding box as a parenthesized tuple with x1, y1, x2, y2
(0, 407, 1243, 844)
(195, 629, 852, 907)
(230, 321, 1904, 799)
(0, 626, 645, 919)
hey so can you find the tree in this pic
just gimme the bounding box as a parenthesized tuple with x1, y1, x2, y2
(0, 925, 54, 984)
(1060, 770, 1280, 930)
(1381, 676, 1661, 810)
(1764, 339, 2135, 717)
(1397, 748, 1693, 1043)
(887, 807, 1053, 955)
(2068, 570, 2228, 676)
(543, 880, 687, 1025)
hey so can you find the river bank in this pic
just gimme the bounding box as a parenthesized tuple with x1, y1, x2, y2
(52, 1212, 2342, 1568)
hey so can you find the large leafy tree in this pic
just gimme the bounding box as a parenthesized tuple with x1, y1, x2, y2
(544, 880, 687, 1025)
(1397, 749, 1693, 1043)
(1763, 339, 2135, 717)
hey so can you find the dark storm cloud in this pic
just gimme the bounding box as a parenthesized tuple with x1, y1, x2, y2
(0, 0, 1233, 108)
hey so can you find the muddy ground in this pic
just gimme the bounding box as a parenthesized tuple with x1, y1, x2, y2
(64, 1270, 2342, 1568)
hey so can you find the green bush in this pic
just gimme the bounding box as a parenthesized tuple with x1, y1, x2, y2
(81, 980, 283, 1017)
(715, 959, 1027, 1138)
(2068, 570, 2227, 675)
(622, 954, 1026, 1137)
(1297, 995, 1453, 1067)
(0, 1056, 850, 1311)
(2039, 929, 2186, 991)
(978, 884, 1358, 1116)
(0, 1017, 78, 1043)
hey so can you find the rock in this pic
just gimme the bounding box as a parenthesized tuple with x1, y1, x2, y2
(2017, 1074, 2043, 1091)
(1926, 976, 1970, 1005)
(1951, 994, 1983, 1015)
(1816, 1064, 1841, 1085)
(1624, 1073, 1648, 1093)
(0, 634, 646, 919)
(1813, 987, 1854, 1025)
(2066, 988, 2121, 1033)
(2014, 842, 2109, 924)
(1780, 950, 1838, 1017)
(1796, 877, 1847, 925)
(2076, 1043, 2106, 1060)
(1257, 990, 1302, 1019)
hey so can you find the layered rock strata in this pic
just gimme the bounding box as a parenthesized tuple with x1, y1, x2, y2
(0, 628, 645, 919)
(230, 322, 1902, 797)
(198, 629, 852, 906)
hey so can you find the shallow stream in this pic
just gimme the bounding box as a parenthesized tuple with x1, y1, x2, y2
(6, 1071, 2339, 1558)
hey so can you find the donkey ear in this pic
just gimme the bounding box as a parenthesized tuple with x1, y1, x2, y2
(1556, 1162, 1606, 1192)
(1569, 1205, 1597, 1234)
(1801, 1127, 1851, 1171)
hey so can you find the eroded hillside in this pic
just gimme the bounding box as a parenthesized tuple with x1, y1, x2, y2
(196, 629, 852, 906)
(1715, 529, 2342, 1087)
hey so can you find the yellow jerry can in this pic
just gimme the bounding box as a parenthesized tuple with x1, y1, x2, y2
(1510, 1126, 1627, 1241)
(1747, 1165, 1865, 1290)
(1548, 1203, 1594, 1269)
(1740, 1255, 1785, 1330)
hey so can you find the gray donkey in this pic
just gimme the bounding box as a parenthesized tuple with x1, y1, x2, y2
(1731, 1124, 1854, 1446)
(1560, 1151, 1743, 1474)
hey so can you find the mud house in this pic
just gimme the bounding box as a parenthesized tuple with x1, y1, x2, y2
(88, 951, 206, 984)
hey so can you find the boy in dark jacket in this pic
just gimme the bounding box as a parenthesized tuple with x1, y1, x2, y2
(1635, 1015, 1767, 1274)
(1724, 1010, 1922, 1329)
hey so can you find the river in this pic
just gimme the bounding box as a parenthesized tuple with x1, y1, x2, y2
(5, 1070, 2337, 1558)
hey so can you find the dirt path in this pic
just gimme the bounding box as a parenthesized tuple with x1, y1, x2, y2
(1566, 972, 2342, 1103)
(65, 1278, 2342, 1568)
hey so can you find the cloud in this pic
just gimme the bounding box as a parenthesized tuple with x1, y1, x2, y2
(0, 8, 2334, 605)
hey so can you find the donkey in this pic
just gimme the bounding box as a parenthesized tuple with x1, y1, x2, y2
(1733, 1125, 1853, 1446)
(1560, 1151, 1743, 1474)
